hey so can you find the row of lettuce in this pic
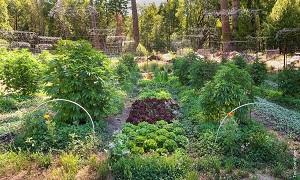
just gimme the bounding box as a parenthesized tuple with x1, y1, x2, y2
(109, 54, 299, 179)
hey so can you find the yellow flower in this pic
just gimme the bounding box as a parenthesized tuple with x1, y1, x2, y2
(44, 113, 50, 121)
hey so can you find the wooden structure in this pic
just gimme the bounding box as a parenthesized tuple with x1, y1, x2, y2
(0, 30, 61, 52)
(88, 28, 135, 56)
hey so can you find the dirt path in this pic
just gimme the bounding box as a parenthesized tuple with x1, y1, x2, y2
(106, 97, 135, 135)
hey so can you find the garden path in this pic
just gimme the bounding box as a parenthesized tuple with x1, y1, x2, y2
(106, 94, 137, 136)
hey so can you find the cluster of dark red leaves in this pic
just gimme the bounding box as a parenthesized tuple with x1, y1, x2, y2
(127, 98, 180, 124)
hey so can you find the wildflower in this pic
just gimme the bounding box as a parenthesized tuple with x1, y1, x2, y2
(44, 113, 51, 121)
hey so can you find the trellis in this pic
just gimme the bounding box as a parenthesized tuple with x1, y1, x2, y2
(201, 8, 263, 53)
(88, 28, 134, 56)
(0, 30, 61, 52)
(276, 28, 300, 68)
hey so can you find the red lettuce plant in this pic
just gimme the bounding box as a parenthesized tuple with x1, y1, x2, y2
(127, 98, 179, 124)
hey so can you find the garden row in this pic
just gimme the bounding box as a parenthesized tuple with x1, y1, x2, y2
(0, 41, 141, 178)
(0, 43, 299, 178)
(107, 53, 299, 179)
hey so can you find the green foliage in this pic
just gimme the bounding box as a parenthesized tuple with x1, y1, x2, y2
(0, 39, 9, 48)
(278, 68, 300, 97)
(200, 64, 253, 121)
(265, 0, 300, 48)
(115, 54, 140, 92)
(154, 70, 169, 82)
(14, 109, 103, 152)
(88, 155, 110, 180)
(45, 40, 114, 124)
(0, 96, 17, 113)
(120, 54, 139, 72)
(136, 43, 149, 56)
(172, 53, 194, 85)
(233, 56, 247, 69)
(173, 53, 218, 88)
(189, 58, 219, 89)
(250, 60, 268, 85)
(255, 97, 300, 136)
(196, 155, 221, 174)
(111, 151, 191, 180)
(110, 121, 188, 159)
(0, 50, 41, 95)
(271, 96, 300, 112)
(60, 153, 80, 179)
(115, 63, 133, 91)
(239, 120, 292, 164)
(0, 151, 30, 176)
(30, 152, 52, 168)
(139, 4, 167, 51)
(107, 0, 128, 15)
(0, 0, 11, 30)
(139, 89, 172, 100)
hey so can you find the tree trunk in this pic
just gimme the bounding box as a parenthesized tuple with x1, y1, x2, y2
(115, 13, 124, 37)
(232, 0, 239, 34)
(89, 0, 101, 49)
(220, 0, 232, 52)
(131, 0, 140, 50)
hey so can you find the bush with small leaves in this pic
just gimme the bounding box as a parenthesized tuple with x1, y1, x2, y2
(200, 63, 253, 121)
(189, 59, 219, 89)
(0, 96, 17, 113)
(0, 50, 41, 95)
(115, 53, 140, 92)
(45, 40, 114, 124)
(233, 55, 247, 69)
(249, 59, 267, 85)
(278, 67, 300, 97)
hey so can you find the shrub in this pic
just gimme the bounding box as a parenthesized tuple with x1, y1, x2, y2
(189, 59, 219, 89)
(233, 56, 247, 69)
(13, 109, 102, 152)
(0, 39, 9, 48)
(88, 154, 110, 180)
(0, 96, 17, 113)
(115, 63, 132, 90)
(172, 53, 194, 85)
(31, 152, 52, 168)
(240, 120, 293, 165)
(0, 50, 41, 95)
(278, 68, 300, 97)
(59, 153, 80, 179)
(173, 53, 218, 88)
(45, 40, 114, 124)
(111, 151, 191, 180)
(190, 129, 220, 157)
(0, 151, 30, 176)
(200, 63, 253, 121)
(120, 53, 139, 72)
(110, 121, 188, 158)
(116, 53, 140, 92)
(196, 155, 221, 174)
(249, 59, 267, 85)
(127, 98, 179, 124)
